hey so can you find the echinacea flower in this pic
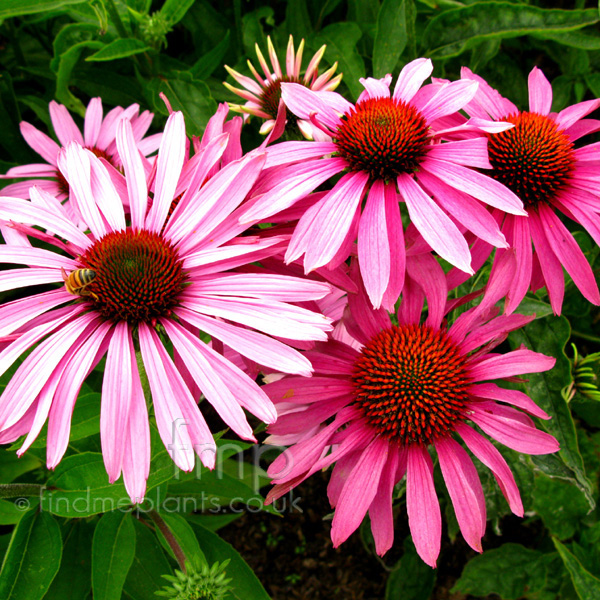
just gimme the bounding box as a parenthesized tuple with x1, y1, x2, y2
(241, 58, 526, 310)
(0, 97, 162, 201)
(264, 259, 559, 567)
(457, 66, 600, 314)
(224, 35, 341, 138)
(0, 110, 333, 503)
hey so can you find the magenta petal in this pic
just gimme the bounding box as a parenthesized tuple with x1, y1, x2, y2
(528, 67, 552, 115)
(407, 253, 447, 330)
(397, 173, 472, 274)
(457, 423, 523, 516)
(469, 382, 549, 419)
(358, 180, 390, 308)
(331, 436, 389, 548)
(406, 445, 441, 568)
(469, 348, 555, 381)
(19, 122, 60, 165)
(49, 101, 84, 146)
(505, 215, 533, 314)
(538, 203, 600, 305)
(264, 141, 338, 169)
(368, 450, 401, 556)
(436, 437, 486, 553)
(381, 183, 406, 310)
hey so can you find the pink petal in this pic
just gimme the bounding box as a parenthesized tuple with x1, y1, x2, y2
(555, 98, 600, 132)
(359, 76, 391, 100)
(426, 138, 491, 168)
(19, 122, 60, 165)
(469, 348, 555, 381)
(358, 180, 390, 309)
(397, 173, 472, 273)
(381, 183, 406, 310)
(49, 101, 84, 146)
(264, 141, 338, 169)
(528, 67, 552, 115)
(420, 80, 479, 123)
(457, 423, 523, 516)
(281, 82, 348, 130)
(407, 253, 447, 330)
(393, 58, 433, 103)
(505, 215, 533, 314)
(469, 382, 549, 419)
(406, 445, 441, 568)
(435, 437, 485, 553)
(84, 97, 103, 147)
(331, 436, 390, 547)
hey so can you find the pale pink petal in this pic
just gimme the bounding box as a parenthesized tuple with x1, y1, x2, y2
(331, 437, 390, 547)
(420, 80, 479, 123)
(84, 97, 103, 147)
(436, 437, 485, 552)
(4, 164, 58, 177)
(101, 322, 133, 482)
(19, 122, 60, 165)
(406, 445, 441, 568)
(555, 99, 600, 132)
(528, 67, 552, 115)
(146, 112, 186, 233)
(460, 67, 518, 120)
(281, 82, 346, 130)
(359, 76, 391, 100)
(88, 151, 126, 232)
(264, 141, 338, 169)
(358, 180, 390, 309)
(393, 58, 433, 103)
(116, 119, 148, 230)
(49, 101, 84, 146)
(426, 138, 492, 168)
(397, 173, 472, 274)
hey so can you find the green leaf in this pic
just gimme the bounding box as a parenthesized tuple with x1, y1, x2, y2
(190, 522, 271, 600)
(0, 509, 62, 600)
(385, 538, 436, 599)
(51, 23, 99, 72)
(513, 295, 554, 319)
(190, 30, 231, 80)
(313, 22, 366, 100)
(31, 392, 100, 448)
(532, 474, 590, 540)
(86, 38, 151, 62)
(422, 3, 600, 58)
(452, 543, 548, 599)
(123, 518, 173, 600)
(154, 512, 206, 569)
(55, 40, 105, 115)
(0, 500, 29, 526)
(554, 538, 600, 599)
(285, 0, 313, 39)
(92, 511, 136, 600)
(146, 73, 217, 137)
(373, 0, 410, 78)
(535, 30, 600, 50)
(0, 0, 85, 19)
(509, 317, 595, 510)
(159, 0, 195, 26)
(45, 521, 94, 600)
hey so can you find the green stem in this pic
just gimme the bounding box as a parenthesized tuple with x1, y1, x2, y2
(571, 330, 600, 344)
(148, 510, 187, 572)
(104, 0, 129, 38)
(0, 483, 44, 498)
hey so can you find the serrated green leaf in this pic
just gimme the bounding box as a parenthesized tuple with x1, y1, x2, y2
(190, 522, 271, 600)
(452, 543, 547, 599)
(313, 22, 366, 100)
(86, 38, 151, 62)
(509, 317, 595, 510)
(123, 518, 173, 600)
(45, 520, 93, 600)
(554, 538, 600, 600)
(386, 538, 436, 599)
(0, 0, 85, 19)
(92, 512, 136, 600)
(373, 0, 410, 77)
(0, 509, 62, 600)
(422, 3, 599, 58)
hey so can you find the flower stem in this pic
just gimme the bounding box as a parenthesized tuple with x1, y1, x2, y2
(0, 483, 44, 498)
(148, 509, 187, 573)
(571, 330, 600, 345)
(104, 0, 129, 38)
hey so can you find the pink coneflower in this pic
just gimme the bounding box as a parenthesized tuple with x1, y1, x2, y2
(458, 66, 600, 314)
(224, 35, 342, 138)
(264, 262, 559, 567)
(240, 58, 526, 310)
(0, 111, 332, 503)
(0, 97, 161, 201)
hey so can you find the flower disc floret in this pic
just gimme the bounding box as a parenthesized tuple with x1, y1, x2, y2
(487, 112, 575, 207)
(335, 97, 430, 181)
(259, 75, 302, 120)
(352, 324, 470, 445)
(82, 229, 186, 324)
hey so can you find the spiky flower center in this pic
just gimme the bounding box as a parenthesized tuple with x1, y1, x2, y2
(335, 97, 430, 181)
(56, 146, 116, 196)
(259, 75, 302, 120)
(487, 112, 576, 207)
(80, 229, 186, 324)
(352, 324, 471, 446)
